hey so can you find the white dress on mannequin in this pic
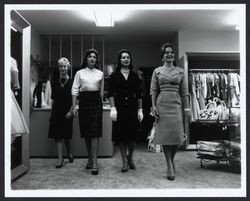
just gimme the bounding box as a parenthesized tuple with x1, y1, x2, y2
(11, 57, 29, 136)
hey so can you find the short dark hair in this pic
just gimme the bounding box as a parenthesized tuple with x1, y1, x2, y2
(81, 49, 99, 69)
(160, 42, 175, 59)
(116, 49, 133, 72)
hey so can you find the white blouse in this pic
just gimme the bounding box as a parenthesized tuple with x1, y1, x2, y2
(71, 67, 103, 96)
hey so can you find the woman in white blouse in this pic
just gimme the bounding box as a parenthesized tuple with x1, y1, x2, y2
(71, 49, 104, 175)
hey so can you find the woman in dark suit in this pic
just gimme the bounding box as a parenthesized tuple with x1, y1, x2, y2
(107, 49, 143, 172)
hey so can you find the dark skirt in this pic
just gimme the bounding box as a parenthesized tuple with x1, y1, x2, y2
(78, 91, 103, 138)
(48, 109, 73, 140)
(112, 105, 138, 143)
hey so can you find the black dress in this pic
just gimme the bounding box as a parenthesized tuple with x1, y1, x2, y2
(48, 77, 73, 140)
(107, 71, 142, 142)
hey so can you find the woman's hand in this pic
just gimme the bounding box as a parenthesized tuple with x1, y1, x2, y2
(71, 108, 78, 118)
(110, 107, 117, 121)
(152, 106, 159, 118)
(65, 111, 72, 119)
(138, 109, 143, 122)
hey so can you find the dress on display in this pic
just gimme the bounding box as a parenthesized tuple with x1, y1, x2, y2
(150, 66, 188, 145)
(48, 76, 73, 140)
(107, 71, 142, 142)
(11, 57, 29, 136)
(11, 92, 29, 136)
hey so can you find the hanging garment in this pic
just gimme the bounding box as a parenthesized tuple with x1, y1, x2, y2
(33, 81, 42, 107)
(228, 73, 240, 107)
(200, 73, 207, 99)
(196, 73, 206, 110)
(206, 73, 213, 100)
(214, 73, 220, 98)
(11, 57, 20, 90)
(30, 79, 36, 105)
(44, 80, 52, 107)
(190, 73, 200, 120)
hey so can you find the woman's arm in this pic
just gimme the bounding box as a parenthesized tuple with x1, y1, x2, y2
(71, 95, 78, 117)
(150, 69, 159, 118)
(151, 94, 159, 118)
(100, 73, 104, 101)
(71, 71, 80, 117)
(180, 73, 191, 117)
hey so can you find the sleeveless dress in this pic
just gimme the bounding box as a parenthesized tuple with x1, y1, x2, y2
(48, 77, 73, 140)
(150, 66, 188, 145)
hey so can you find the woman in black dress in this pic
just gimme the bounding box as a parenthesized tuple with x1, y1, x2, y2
(48, 57, 74, 168)
(71, 49, 104, 175)
(108, 49, 143, 172)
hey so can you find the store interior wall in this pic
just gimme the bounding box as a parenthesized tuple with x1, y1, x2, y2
(30, 29, 240, 71)
(178, 31, 239, 59)
(30, 27, 41, 59)
(105, 37, 177, 69)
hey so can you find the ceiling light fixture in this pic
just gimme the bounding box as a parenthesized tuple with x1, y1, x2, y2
(93, 10, 114, 27)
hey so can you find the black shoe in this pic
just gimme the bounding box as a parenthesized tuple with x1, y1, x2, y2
(68, 154, 74, 163)
(91, 168, 99, 175)
(85, 160, 93, 169)
(167, 176, 175, 181)
(55, 159, 64, 169)
(128, 160, 136, 170)
(121, 164, 129, 173)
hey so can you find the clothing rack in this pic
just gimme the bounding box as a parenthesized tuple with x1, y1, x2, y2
(189, 69, 240, 73)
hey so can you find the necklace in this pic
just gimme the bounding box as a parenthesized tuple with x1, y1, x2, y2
(59, 76, 69, 88)
(121, 68, 130, 73)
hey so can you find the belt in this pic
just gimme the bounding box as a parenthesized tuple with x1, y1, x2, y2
(160, 88, 179, 92)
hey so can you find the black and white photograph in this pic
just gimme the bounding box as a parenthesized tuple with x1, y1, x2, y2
(3, 3, 246, 198)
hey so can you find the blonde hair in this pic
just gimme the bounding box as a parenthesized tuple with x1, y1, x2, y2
(58, 57, 70, 68)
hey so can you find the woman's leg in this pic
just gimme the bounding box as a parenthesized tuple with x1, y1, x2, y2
(85, 138, 93, 168)
(171, 145, 178, 173)
(128, 141, 136, 169)
(162, 145, 175, 180)
(91, 137, 99, 169)
(119, 141, 129, 172)
(64, 139, 71, 155)
(90, 138, 99, 175)
(64, 139, 73, 163)
(55, 139, 63, 167)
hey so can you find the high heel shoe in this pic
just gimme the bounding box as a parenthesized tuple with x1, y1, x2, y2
(85, 160, 93, 169)
(68, 154, 74, 163)
(55, 158, 64, 169)
(91, 168, 99, 175)
(121, 163, 129, 173)
(128, 160, 136, 170)
(167, 176, 175, 181)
